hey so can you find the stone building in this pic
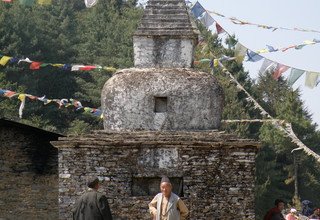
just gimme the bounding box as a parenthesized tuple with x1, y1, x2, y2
(52, 0, 259, 219)
(0, 118, 62, 219)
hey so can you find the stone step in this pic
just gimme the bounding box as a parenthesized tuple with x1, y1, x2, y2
(134, 30, 196, 36)
(140, 17, 191, 22)
(146, 5, 186, 10)
(58, 133, 246, 143)
(137, 26, 193, 31)
(139, 21, 191, 27)
(141, 14, 189, 19)
(144, 8, 187, 14)
(147, 0, 186, 5)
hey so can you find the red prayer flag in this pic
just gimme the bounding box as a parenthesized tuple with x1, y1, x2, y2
(2, 0, 12, 2)
(273, 64, 289, 80)
(4, 91, 16, 98)
(216, 22, 225, 34)
(193, 61, 200, 65)
(27, 95, 39, 100)
(30, 62, 42, 70)
(79, 66, 97, 71)
(281, 45, 295, 52)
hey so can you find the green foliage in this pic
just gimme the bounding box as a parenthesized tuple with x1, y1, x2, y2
(1, 2, 320, 218)
(0, 0, 142, 134)
(195, 20, 320, 219)
(195, 23, 258, 137)
(67, 119, 92, 135)
(253, 72, 320, 218)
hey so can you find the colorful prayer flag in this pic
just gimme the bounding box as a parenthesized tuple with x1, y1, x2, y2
(266, 45, 278, 52)
(0, 56, 12, 66)
(85, 0, 98, 8)
(51, 63, 64, 67)
(246, 50, 263, 62)
(199, 12, 215, 28)
(18, 94, 26, 119)
(30, 62, 42, 70)
(287, 69, 305, 86)
(4, 90, 16, 98)
(71, 65, 86, 71)
(37, 0, 51, 4)
(199, 58, 211, 62)
(213, 59, 219, 67)
(215, 22, 225, 34)
(305, 72, 319, 88)
(234, 43, 247, 63)
(191, 1, 206, 18)
(19, 0, 35, 6)
(256, 49, 269, 54)
(18, 57, 33, 64)
(304, 40, 316, 45)
(273, 64, 289, 80)
(259, 59, 277, 75)
(79, 66, 97, 71)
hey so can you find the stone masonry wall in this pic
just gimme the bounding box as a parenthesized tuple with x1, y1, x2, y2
(52, 131, 259, 220)
(102, 68, 224, 131)
(133, 37, 195, 68)
(0, 122, 60, 220)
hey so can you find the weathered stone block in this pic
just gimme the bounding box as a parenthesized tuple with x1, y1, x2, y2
(102, 68, 224, 131)
(52, 131, 259, 220)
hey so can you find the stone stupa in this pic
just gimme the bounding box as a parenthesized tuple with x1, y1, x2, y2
(52, 0, 259, 219)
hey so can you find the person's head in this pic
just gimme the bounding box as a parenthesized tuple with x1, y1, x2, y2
(160, 176, 172, 198)
(314, 208, 320, 215)
(87, 177, 100, 190)
(274, 199, 285, 211)
(290, 208, 297, 214)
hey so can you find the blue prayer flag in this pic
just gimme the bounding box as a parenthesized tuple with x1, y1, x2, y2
(191, 1, 205, 18)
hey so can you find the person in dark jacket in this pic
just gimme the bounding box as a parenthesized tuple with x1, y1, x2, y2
(309, 208, 320, 219)
(302, 200, 313, 217)
(73, 177, 113, 220)
(264, 199, 286, 220)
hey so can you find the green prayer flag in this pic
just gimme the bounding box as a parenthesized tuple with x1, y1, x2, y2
(19, 0, 35, 6)
(287, 69, 305, 86)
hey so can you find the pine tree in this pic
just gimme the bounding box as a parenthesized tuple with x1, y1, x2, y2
(195, 20, 320, 219)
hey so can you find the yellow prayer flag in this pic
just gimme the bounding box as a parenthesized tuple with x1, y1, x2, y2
(234, 43, 247, 63)
(0, 56, 12, 66)
(44, 99, 52, 105)
(305, 72, 319, 89)
(303, 40, 316, 45)
(18, 94, 26, 102)
(256, 49, 269, 54)
(51, 63, 64, 67)
(103, 67, 117, 72)
(37, 0, 51, 5)
(213, 59, 219, 67)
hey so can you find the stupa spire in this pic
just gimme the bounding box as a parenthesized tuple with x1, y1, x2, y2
(133, 0, 199, 68)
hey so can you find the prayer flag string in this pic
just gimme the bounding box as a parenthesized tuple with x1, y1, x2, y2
(192, 1, 320, 163)
(0, 88, 102, 119)
(191, 2, 320, 88)
(191, 1, 320, 34)
(0, 52, 117, 73)
(217, 60, 320, 163)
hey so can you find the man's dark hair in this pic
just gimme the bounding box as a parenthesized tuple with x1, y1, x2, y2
(274, 199, 285, 206)
(87, 177, 99, 188)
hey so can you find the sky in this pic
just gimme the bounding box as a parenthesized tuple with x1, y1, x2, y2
(195, 0, 320, 127)
(139, 0, 320, 127)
